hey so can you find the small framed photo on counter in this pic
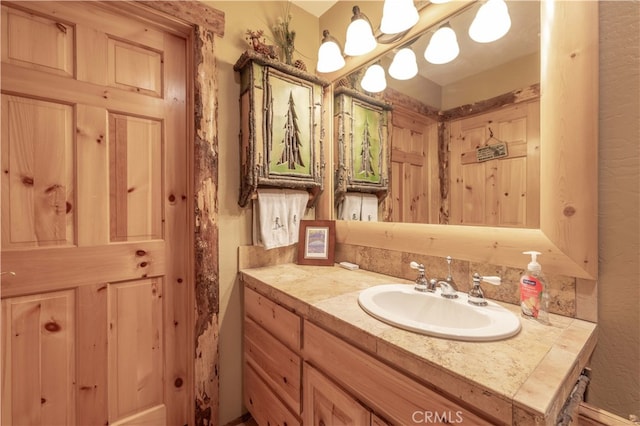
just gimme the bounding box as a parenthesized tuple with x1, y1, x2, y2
(297, 220, 335, 266)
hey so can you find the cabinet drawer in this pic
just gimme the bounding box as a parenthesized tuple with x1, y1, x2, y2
(304, 321, 495, 425)
(245, 317, 301, 413)
(303, 363, 371, 426)
(245, 287, 301, 350)
(245, 363, 301, 426)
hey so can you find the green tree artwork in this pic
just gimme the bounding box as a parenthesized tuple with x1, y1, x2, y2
(352, 103, 381, 184)
(277, 91, 305, 169)
(268, 75, 312, 176)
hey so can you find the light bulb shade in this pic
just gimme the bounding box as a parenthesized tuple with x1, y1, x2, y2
(317, 30, 345, 73)
(469, 0, 512, 43)
(388, 48, 418, 80)
(344, 6, 377, 56)
(380, 0, 419, 34)
(424, 25, 459, 64)
(360, 64, 387, 93)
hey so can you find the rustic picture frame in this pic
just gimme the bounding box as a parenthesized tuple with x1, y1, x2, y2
(297, 220, 335, 266)
(334, 86, 392, 207)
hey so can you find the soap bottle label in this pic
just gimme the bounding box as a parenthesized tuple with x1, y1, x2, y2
(520, 275, 542, 318)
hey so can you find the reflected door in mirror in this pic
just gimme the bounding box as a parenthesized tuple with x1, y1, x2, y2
(449, 100, 540, 228)
(387, 106, 439, 223)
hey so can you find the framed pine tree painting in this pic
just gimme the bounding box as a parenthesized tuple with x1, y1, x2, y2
(334, 86, 391, 207)
(234, 50, 328, 208)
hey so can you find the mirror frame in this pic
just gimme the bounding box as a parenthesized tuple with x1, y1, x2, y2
(320, 0, 598, 279)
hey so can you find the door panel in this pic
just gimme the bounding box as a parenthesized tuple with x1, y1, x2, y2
(1, 291, 76, 425)
(1, 6, 74, 77)
(1, 95, 74, 248)
(1, 2, 189, 425)
(109, 114, 163, 242)
(108, 279, 164, 420)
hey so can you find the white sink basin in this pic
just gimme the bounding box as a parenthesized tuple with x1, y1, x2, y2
(358, 284, 521, 341)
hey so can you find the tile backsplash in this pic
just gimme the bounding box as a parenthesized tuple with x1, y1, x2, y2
(237, 242, 578, 318)
(335, 243, 577, 318)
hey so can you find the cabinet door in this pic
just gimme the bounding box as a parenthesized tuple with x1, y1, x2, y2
(304, 321, 498, 425)
(303, 363, 370, 426)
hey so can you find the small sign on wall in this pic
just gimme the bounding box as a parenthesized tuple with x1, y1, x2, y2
(476, 142, 508, 162)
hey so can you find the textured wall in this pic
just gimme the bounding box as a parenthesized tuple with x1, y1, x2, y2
(589, 1, 640, 419)
(201, 2, 320, 424)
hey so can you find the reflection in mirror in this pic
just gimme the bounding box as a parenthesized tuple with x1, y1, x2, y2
(335, 1, 541, 227)
(328, 0, 598, 279)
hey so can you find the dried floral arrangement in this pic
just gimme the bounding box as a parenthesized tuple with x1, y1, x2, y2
(245, 1, 307, 70)
(271, 3, 295, 65)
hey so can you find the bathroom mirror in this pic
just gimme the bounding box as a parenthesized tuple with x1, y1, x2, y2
(360, 0, 540, 226)
(320, 0, 598, 279)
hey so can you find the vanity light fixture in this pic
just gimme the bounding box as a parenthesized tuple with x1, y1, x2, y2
(380, 0, 419, 35)
(344, 6, 377, 56)
(360, 63, 387, 93)
(317, 30, 345, 73)
(388, 48, 418, 80)
(424, 22, 460, 65)
(468, 0, 512, 43)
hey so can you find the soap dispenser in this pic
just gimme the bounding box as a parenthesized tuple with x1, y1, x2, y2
(520, 251, 550, 324)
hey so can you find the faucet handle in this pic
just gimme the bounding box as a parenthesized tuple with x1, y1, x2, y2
(410, 261, 423, 272)
(468, 272, 500, 306)
(481, 276, 501, 286)
(410, 261, 430, 292)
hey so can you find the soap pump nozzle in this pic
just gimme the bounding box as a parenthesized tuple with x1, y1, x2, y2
(523, 251, 542, 273)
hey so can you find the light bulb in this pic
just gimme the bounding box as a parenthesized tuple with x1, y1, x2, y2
(344, 6, 377, 56)
(361, 64, 387, 93)
(424, 24, 459, 65)
(380, 0, 419, 34)
(317, 30, 345, 73)
(469, 0, 512, 43)
(389, 48, 418, 80)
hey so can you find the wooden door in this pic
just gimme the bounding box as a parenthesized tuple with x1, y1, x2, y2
(449, 100, 540, 227)
(388, 106, 439, 223)
(1, 2, 191, 425)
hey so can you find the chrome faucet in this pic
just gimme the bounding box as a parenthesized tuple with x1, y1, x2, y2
(468, 273, 502, 306)
(436, 256, 458, 299)
(411, 257, 459, 296)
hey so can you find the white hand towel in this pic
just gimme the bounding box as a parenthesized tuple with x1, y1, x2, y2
(361, 193, 379, 222)
(285, 189, 309, 244)
(338, 193, 363, 221)
(257, 189, 289, 249)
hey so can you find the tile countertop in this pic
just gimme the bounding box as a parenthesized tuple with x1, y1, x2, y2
(240, 263, 598, 425)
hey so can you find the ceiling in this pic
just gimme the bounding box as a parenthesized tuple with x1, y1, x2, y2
(291, 0, 337, 17)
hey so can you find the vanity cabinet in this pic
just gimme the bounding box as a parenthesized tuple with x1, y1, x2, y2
(243, 284, 495, 426)
(244, 287, 302, 425)
(304, 320, 494, 426)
